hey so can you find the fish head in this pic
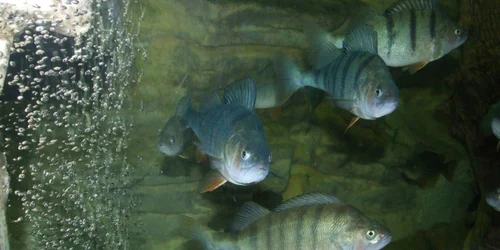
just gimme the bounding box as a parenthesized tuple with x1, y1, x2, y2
(359, 59, 399, 119)
(437, 19, 468, 58)
(157, 116, 185, 156)
(224, 130, 271, 185)
(351, 217, 392, 250)
(486, 187, 500, 210)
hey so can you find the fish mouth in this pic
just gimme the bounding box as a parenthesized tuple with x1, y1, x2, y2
(378, 234, 392, 248)
(242, 165, 269, 182)
(158, 145, 178, 156)
(370, 99, 398, 119)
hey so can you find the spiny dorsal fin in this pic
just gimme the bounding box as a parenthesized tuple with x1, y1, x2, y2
(384, 0, 437, 16)
(304, 21, 341, 70)
(199, 91, 222, 113)
(274, 193, 342, 212)
(229, 201, 270, 232)
(175, 96, 190, 118)
(343, 25, 378, 54)
(223, 77, 257, 111)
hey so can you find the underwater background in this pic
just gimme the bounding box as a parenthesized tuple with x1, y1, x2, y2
(0, 0, 499, 249)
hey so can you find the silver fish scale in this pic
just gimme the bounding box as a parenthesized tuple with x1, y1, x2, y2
(315, 51, 378, 100)
(187, 104, 259, 158)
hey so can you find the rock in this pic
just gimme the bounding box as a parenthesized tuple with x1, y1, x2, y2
(313, 148, 349, 174)
(385, 86, 468, 164)
(259, 146, 292, 194)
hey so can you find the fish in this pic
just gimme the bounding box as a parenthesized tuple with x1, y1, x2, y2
(179, 77, 271, 192)
(343, 0, 468, 74)
(491, 118, 500, 152)
(486, 187, 500, 212)
(273, 24, 399, 132)
(157, 97, 189, 157)
(175, 193, 392, 250)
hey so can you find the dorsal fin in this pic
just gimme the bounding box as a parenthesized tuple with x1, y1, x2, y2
(229, 201, 270, 232)
(384, 0, 437, 16)
(223, 77, 257, 111)
(304, 21, 342, 70)
(343, 25, 378, 54)
(274, 193, 342, 212)
(199, 91, 222, 113)
(174, 96, 190, 118)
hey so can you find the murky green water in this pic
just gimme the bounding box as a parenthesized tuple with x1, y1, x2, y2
(1, 0, 497, 249)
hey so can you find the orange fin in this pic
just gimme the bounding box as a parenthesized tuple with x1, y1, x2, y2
(199, 170, 227, 193)
(403, 61, 429, 74)
(272, 106, 282, 117)
(195, 147, 207, 163)
(497, 140, 500, 152)
(344, 116, 360, 134)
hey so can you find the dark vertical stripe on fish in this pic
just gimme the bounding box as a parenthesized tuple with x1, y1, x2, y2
(385, 15, 395, 58)
(340, 52, 359, 97)
(430, 10, 436, 40)
(295, 208, 308, 248)
(410, 10, 417, 52)
(279, 212, 286, 247)
(249, 224, 258, 249)
(353, 54, 377, 89)
(266, 212, 272, 250)
(228, 109, 252, 129)
(329, 61, 338, 94)
(323, 63, 333, 91)
(312, 205, 325, 250)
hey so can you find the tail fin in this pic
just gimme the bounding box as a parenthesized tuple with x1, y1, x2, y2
(175, 215, 228, 250)
(304, 21, 342, 70)
(273, 53, 315, 107)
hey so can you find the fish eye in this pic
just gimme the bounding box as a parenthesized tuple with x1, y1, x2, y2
(168, 137, 175, 144)
(375, 89, 382, 97)
(366, 230, 376, 239)
(241, 150, 250, 160)
(455, 29, 461, 35)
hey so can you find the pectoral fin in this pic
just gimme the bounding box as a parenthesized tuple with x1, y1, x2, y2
(199, 170, 227, 193)
(195, 147, 207, 164)
(344, 116, 360, 133)
(272, 106, 282, 117)
(403, 61, 429, 74)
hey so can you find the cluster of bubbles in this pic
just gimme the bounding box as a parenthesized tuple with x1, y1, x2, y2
(2, 0, 146, 249)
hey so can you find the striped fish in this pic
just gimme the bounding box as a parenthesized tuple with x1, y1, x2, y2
(268, 24, 398, 132)
(349, 0, 467, 74)
(180, 77, 271, 192)
(177, 193, 392, 250)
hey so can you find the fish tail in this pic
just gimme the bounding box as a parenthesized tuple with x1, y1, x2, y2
(175, 215, 230, 250)
(273, 54, 316, 107)
(304, 21, 342, 70)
